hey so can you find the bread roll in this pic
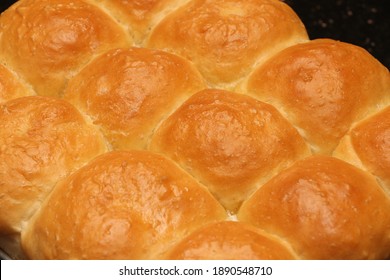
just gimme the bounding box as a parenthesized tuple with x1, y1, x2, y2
(21, 150, 227, 259)
(147, 0, 308, 89)
(0, 96, 108, 258)
(164, 221, 297, 260)
(64, 47, 206, 150)
(149, 88, 311, 212)
(0, 63, 35, 103)
(0, 0, 132, 97)
(333, 106, 390, 193)
(243, 39, 390, 154)
(238, 155, 390, 259)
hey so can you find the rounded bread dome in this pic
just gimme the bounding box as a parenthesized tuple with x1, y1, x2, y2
(243, 39, 390, 155)
(64, 47, 206, 150)
(0, 0, 132, 97)
(149, 88, 311, 212)
(164, 221, 297, 260)
(0, 95, 108, 258)
(238, 155, 390, 260)
(21, 150, 227, 259)
(147, 0, 309, 89)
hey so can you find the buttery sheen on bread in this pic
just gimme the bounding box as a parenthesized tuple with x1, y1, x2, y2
(0, 0, 132, 97)
(0, 96, 108, 258)
(150, 88, 311, 211)
(22, 151, 227, 259)
(147, 0, 309, 89)
(238, 156, 390, 260)
(242, 39, 390, 154)
(0, 0, 389, 260)
(64, 47, 206, 150)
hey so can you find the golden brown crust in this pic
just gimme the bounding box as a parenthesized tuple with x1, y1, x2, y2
(0, 0, 388, 261)
(244, 39, 390, 155)
(164, 221, 297, 260)
(0, 96, 108, 256)
(64, 47, 206, 150)
(21, 151, 227, 259)
(334, 106, 390, 192)
(238, 155, 390, 260)
(0, 63, 35, 103)
(0, 0, 132, 97)
(147, 0, 308, 89)
(149, 89, 311, 212)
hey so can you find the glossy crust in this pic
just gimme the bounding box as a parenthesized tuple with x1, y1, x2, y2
(0, 0, 132, 97)
(333, 106, 390, 192)
(164, 221, 297, 260)
(149, 89, 311, 212)
(0, 0, 389, 261)
(64, 47, 206, 150)
(147, 0, 308, 88)
(0, 63, 35, 103)
(22, 151, 227, 259)
(244, 39, 390, 154)
(0, 96, 108, 257)
(238, 155, 390, 260)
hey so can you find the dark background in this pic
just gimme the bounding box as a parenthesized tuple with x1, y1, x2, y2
(0, 0, 389, 68)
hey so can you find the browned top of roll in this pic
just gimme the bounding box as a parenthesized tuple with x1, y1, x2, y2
(0, 96, 108, 235)
(334, 106, 390, 192)
(238, 155, 390, 260)
(147, 0, 308, 89)
(21, 150, 227, 259)
(164, 221, 297, 260)
(0, 63, 35, 103)
(150, 89, 311, 212)
(0, 0, 132, 97)
(244, 39, 390, 154)
(64, 47, 206, 150)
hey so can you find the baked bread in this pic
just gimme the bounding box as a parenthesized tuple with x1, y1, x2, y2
(0, 63, 35, 103)
(0, 96, 108, 258)
(163, 221, 297, 260)
(149, 88, 311, 212)
(238, 155, 390, 260)
(22, 150, 227, 259)
(241, 39, 390, 154)
(146, 0, 309, 89)
(0, 0, 389, 260)
(333, 106, 390, 193)
(94, 0, 193, 45)
(63, 47, 206, 150)
(0, 0, 132, 97)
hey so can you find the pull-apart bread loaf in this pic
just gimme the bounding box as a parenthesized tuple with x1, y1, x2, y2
(0, 0, 389, 259)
